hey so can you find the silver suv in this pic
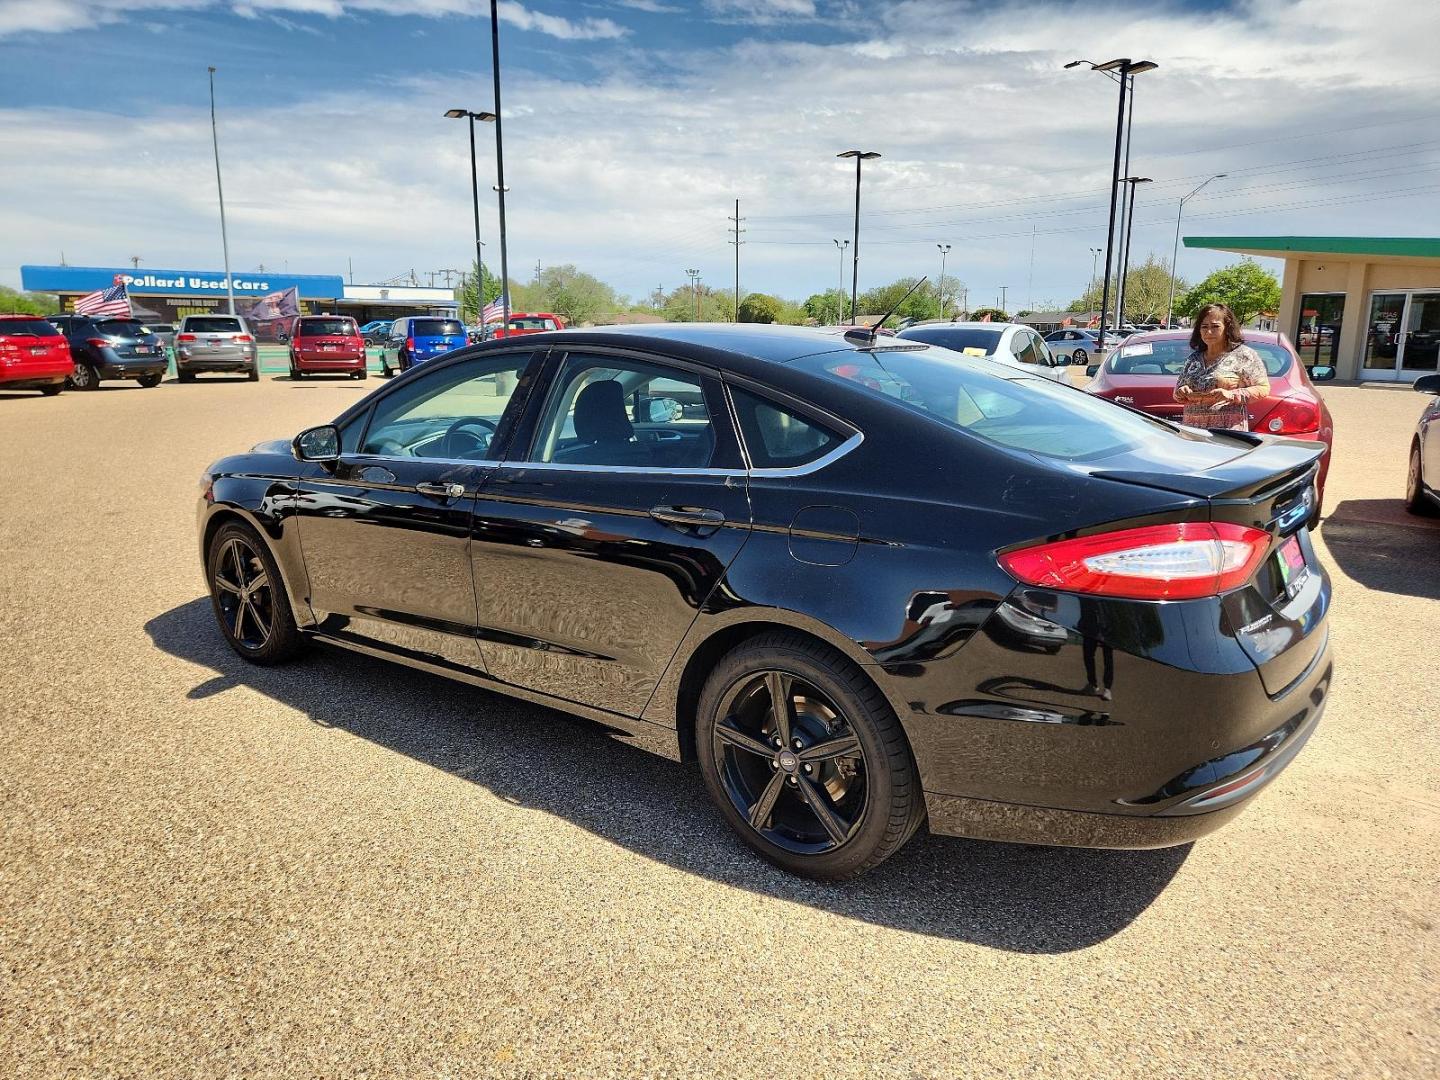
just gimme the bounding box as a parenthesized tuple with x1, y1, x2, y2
(175, 314, 258, 382)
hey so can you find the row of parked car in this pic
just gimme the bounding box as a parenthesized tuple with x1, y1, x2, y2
(0, 309, 570, 393)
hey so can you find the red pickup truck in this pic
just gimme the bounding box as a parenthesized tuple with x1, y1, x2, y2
(488, 312, 566, 339)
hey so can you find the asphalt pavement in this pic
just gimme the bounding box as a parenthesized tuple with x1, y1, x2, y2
(1, 373, 1436, 1079)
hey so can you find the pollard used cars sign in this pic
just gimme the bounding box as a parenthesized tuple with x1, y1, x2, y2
(21, 265, 346, 299)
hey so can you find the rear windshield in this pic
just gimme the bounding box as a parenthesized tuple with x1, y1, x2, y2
(1106, 338, 1293, 377)
(185, 317, 243, 333)
(0, 318, 60, 336)
(413, 319, 464, 336)
(509, 316, 559, 331)
(147, 324, 174, 333)
(897, 327, 1004, 355)
(800, 346, 1182, 462)
(299, 318, 355, 337)
(96, 319, 149, 338)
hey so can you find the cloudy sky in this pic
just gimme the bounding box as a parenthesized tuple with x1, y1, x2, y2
(2, 0, 1437, 309)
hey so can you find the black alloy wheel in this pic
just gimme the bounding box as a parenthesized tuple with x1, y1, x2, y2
(137, 374, 162, 388)
(1073, 347, 1087, 364)
(247, 365, 260, 382)
(207, 522, 303, 664)
(1406, 442, 1436, 516)
(697, 632, 923, 879)
(69, 362, 98, 390)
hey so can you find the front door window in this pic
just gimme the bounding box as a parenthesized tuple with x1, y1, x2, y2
(1401, 293, 1440, 373)
(1363, 293, 1406, 372)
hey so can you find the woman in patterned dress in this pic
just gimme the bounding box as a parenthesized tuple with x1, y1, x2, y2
(1173, 303, 1271, 430)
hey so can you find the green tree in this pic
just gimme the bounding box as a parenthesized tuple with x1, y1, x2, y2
(774, 299, 809, 325)
(857, 277, 938, 327)
(0, 286, 59, 315)
(969, 306, 1009, 323)
(662, 283, 731, 323)
(533, 264, 618, 326)
(457, 260, 502, 322)
(1176, 258, 1281, 326)
(738, 292, 781, 323)
(1121, 255, 1187, 322)
(803, 289, 848, 325)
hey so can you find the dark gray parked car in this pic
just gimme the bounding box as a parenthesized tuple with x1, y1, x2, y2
(175, 315, 258, 382)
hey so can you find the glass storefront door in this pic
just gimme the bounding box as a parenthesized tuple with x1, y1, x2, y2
(1363, 291, 1440, 379)
(1401, 293, 1440, 374)
(1296, 293, 1344, 367)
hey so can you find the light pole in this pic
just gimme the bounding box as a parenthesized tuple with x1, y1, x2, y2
(444, 108, 497, 323)
(1116, 176, 1152, 323)
(936, 243, 951, 318)
(1065, 58, 1158, 349)
(1089, 246, 1102, 306)
(685, 268, 700, 321)
(1167, 173, 1226, 327)
(488, 0, 512, 328)
(837, 150, 880, 323)
(207, 66, 236, 316)
(832, 239, 848, 321)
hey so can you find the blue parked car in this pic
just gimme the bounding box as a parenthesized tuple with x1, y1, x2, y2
(379, 316, 467, 377)
(358, 320, 392, 345)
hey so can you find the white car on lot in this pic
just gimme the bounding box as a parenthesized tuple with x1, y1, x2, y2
(895, 321, 1071, 382)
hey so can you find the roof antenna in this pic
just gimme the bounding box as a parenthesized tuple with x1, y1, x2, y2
(845, 276, 928, 347)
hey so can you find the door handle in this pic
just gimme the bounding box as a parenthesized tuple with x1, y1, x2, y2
(416, 481, 466, 500)
(650, 505, 725, 529)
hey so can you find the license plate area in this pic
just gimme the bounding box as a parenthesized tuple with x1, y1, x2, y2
(1273, 534, 1309, 602)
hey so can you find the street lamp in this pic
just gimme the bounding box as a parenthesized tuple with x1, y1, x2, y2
(1065, 57, 1157, 348)
(1116, 176, 1152, 324)
(1089, 246, 1102, 303)
(936, 243, 951, 318)
(444, 108, 497, 323)
(1167, 173, 1226, 327)
(685, 268, 700, 321)
(207, 66, 236, 316)
(832, 239, 848, 321)
(837, 150, 881, 323)
(488, 0, 512, 328)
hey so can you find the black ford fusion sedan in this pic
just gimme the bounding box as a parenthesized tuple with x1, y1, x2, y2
(197, 324, 1333, 879)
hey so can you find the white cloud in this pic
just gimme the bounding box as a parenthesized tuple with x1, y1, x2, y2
(705, 0, 817, 21)
(2, 0, 1437, 304)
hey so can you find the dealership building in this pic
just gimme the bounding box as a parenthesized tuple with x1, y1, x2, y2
(19, 264, 458, 328)
(1185, 236, 1440, 382)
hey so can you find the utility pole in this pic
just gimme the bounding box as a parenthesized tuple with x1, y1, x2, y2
(833, 239, 848, 321)
(999, 285, 1009, 312)
(348, 256, 354, 285)
(653, 283, 664, 311)
(207, 66, 236, 315)
(1027, 225, 1037, 312)
(685, 268, 700, 322)
(129, 255, 141, 269)
(728, 199, 745, 322)
(1089, 246, 1102, 306)
(534, 259, 541, 285)
(936, 243, 951, 318)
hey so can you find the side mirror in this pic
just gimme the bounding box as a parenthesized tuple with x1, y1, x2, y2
(644, 397, 682, 423)
(1415, 373, 1440, 395)
(293, 424, 340, 462)
(1086, 364, 1101, 377)
(1309, 364, 1336, 382)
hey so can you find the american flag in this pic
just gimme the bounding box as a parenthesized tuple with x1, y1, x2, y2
(481, 298, 504, 323)
(74, 282, 131, 317)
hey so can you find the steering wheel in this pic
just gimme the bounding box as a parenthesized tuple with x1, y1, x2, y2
(442, 416, 498, 459)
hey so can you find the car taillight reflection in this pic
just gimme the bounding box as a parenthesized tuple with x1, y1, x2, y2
(1257, 397, 1320, 435)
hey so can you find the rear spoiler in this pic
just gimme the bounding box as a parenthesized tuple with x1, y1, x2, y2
(1091, 438, 1325, 501)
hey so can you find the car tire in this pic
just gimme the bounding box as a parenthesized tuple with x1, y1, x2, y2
(380, 358, 392, 377)
(1405, 441, 1436, 516)
(178, 370, 195, 384)
(247, 365, 260, 382)
(69, 362, 99, 390)
(40, 384, 63, 396)
(353, 369, 367, 380)
(136, 374, 162, 388)
(1073, 347, 1087, 365)
(206, 520, 305, 665)
(696, 631, 923, 880)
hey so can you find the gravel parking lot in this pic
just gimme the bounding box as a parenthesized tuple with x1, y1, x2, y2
(2, 374, 1436, 1079)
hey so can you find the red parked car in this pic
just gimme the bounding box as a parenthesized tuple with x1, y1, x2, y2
(488, 312, 566, 339)
(1086, 329, 1337, 507)
(0, 314, 74, 395)
(289, 315, 367, 380)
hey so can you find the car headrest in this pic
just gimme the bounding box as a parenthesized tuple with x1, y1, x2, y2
(573, 380, 633, 444)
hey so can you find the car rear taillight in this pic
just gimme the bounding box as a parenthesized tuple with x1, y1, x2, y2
(86, 337, 111, 348)
(1256, 397, 1320, 435)
(176, 333, 196, 342)
(407, 337, 415, 350)
(998, 522, 1272, 600)
(234, 334, 254, 344)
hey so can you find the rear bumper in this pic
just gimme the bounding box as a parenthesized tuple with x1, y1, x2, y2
(1, 361, 73, 386)
(293, 354, 365, 370)
(177, 355, 255, 372)
(97, 357, 168, 378)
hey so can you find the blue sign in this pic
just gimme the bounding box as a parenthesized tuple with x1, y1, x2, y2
(21, 265, 346, 299)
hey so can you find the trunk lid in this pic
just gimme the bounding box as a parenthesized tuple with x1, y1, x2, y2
(1088, 436, 1329, 695)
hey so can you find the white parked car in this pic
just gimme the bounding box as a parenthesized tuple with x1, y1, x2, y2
(895, 321, 1070, 382)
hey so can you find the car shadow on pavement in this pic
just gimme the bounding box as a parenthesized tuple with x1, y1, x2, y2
(146, 598, 1188, 953)
(1321, 499, 1440, 600)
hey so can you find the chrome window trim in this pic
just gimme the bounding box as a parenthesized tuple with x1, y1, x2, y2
(720, 373, 865, 477)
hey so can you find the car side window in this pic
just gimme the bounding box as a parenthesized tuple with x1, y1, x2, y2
(530, 353, 715, 469)
(388, 319, 405, 341)
(359, 352, 533, 461)
(729, 387, 845, 470)
(1012, 334, 1041, 365)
